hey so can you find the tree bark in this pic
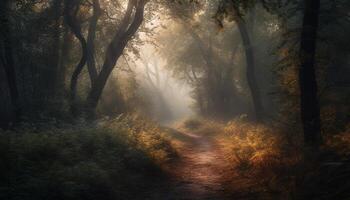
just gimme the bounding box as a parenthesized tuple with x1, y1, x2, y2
(86, 0, 101, 85)
(235, 17, 264, 121)
(0, 0, 21, 126)
(57, 25, 73, 99)
(86, 0, 147, 118)
(64, 0, 88, 115)
(299, 0, 322, 149)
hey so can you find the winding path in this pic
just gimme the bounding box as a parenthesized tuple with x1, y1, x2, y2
(151, 130, 233, 200)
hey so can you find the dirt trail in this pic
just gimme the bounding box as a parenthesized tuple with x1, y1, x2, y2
(151, 130, 233, 200)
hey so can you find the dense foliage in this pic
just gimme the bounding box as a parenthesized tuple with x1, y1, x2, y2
(0, 115, 175, 200)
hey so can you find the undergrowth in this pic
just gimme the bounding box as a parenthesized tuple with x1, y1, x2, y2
(0, 114, 175, 200)
(218, 118, 301, 199)
(186, 117, 350, 199)
(325, 123, 350, 159)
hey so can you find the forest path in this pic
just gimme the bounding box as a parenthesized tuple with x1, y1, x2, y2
(150, 129, 233, 200)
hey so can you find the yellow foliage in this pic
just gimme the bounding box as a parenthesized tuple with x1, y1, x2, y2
(221, 119, 281, 169)
(216, 118, 303, 198)
(104, 114, 176, 164)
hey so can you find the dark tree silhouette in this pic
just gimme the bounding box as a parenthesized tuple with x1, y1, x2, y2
(235, 14, 263, 121)
(64, 0, 88, 116)
(86, 0, 101, 86)
(0, 0, 20, 127)
(215, 0, 264, 121)
(299, 0, 322, 149)
(86, 0, 148, 118)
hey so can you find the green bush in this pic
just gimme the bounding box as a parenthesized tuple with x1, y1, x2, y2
(0, 115, 175, 200)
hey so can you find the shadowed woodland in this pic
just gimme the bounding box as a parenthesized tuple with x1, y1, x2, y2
(1, 0, 350, 199)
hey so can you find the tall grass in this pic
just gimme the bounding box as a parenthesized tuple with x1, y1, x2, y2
(0, 115, 175, 200)
(216, 118, 301, 199)
(215, 118, 350, 199)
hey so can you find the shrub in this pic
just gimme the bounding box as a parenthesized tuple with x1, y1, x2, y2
(218, 117, 302, 198)
(222, 119, 281, 170)
(205, 117, 350, 199)
(0, 115, 175, 200)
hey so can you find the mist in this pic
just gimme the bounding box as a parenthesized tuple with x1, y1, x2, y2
(134, 44, 195, 124)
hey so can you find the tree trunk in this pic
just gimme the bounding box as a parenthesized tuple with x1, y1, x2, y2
(299, 0, 322, 149)
(86, 0, 147, 118)
(57, 25, 73, 99)
(0, 0, 21, 127)
(235, 18, 264, 121)
(64, 0, 88, 115)
(86, 0, 100, 85)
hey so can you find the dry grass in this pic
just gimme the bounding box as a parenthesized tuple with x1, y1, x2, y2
(210, 118, 301, 199)
(214, 118, 350, 199)
(179, 117, 350, 199)
(104, 114, 177, 164)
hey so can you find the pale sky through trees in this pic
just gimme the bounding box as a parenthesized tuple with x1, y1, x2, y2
(135, 43, 195, 123)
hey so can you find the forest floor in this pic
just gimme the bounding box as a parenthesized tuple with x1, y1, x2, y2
(146, 128, 236, 200)
(3, 118, 348, 200)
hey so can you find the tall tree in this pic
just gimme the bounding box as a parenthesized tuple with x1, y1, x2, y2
(86, 0, 101, 86)
(64, 0, 148, 118)
(86, 0, 148, 117)
(64, 0, 88, 115)
(0, 0, 21, 127)
(299, 0, 322, 149)
(216, 0, 264, 121)
(57, 25, 73, 99)
(235, 14, 263, 121)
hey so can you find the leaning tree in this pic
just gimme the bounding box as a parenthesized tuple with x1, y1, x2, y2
(64, 0, 149, 118)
